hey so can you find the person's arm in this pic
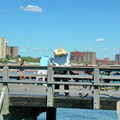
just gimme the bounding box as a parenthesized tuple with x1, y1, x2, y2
(17, 69, 23, 73)
(52, 61, 59, 66)
(48, 59, 52, 66)
(64, 57, 70, 66)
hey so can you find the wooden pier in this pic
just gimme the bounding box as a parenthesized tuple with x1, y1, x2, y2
(0, 65, 120, 120)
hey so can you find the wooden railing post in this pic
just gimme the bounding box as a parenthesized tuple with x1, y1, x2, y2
(47, 66, 54, 107)
(0, 88, 5, 120)
(93, 68, 100, 109)
(2, 66, 9, 115)
(117, 101, 120, 120)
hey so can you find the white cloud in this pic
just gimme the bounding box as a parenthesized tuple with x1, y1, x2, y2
(20, 5, 43, 13)
(0, 9, 6, 12)
(26, 46, 30, 49)
(96, 38, 105, 42)
(27, 41, 32, 43)
(101, 48, 109, 50)
(20, 49, 27, 52)
(31, 47, 40, 50)
(43, 48, 53, 51)
(85, 47, 94, 51)
(24, 47, 40, 51)
(114, 48, 120, 50)
(112, 40, 118, 42)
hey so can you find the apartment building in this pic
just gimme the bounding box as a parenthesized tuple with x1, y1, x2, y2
(82, 51, 96, 65)
(70, 51, 83, 61)
(0, 38, 18, 58)
(0, 38, 6, 58)
(70, 51, 96, 65)
(6, 45, 18, 57)
(115, 53, 120, 62)
(96, 58, 109, 65)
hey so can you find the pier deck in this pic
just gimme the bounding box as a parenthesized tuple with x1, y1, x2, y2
(0, 83, 119, 110)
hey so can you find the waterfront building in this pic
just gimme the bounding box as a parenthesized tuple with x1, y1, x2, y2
(96, 57, 120, 65)
(115, 53, 120, 62)
(70, 51, 83, 61)
(82, 51, 96, 65)
(70, 51, 96, 65)
(6, 45, 18, 57)
(0, 38, 6, 58)
(0, 37, 18, 58)
(96, 58, 109, 65)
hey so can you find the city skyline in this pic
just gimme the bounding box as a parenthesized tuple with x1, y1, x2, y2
(0, 38, 120, 61)
(0, 0, 120, 60)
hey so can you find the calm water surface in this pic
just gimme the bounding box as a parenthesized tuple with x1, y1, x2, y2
(38, 108, 117, 120)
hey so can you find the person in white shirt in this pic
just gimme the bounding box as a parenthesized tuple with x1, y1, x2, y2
(53, 46, 70, 97)
(53, 54, 70, 66)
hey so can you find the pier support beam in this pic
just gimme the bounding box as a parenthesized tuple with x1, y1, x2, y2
(3, 106, 46, 120)
(46, 107, 56, 120)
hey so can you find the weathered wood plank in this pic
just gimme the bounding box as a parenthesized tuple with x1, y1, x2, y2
(47, 67, 54, 107)
(2, 66, 9, 115)
(93, 68, 100, 109)
(9, 96, 119, 110)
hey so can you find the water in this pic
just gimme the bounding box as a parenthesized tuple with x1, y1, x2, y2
(38, 108, 117, 120)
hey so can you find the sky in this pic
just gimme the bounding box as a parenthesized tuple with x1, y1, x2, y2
(0, 0, 120, 60)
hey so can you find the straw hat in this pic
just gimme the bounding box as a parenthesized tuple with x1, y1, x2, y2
(54, 46, 68, 56)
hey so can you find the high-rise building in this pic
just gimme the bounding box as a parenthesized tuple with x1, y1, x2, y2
(70, 51, 96, 65)
(115, 53, 120, 61)
(0, 38, 18, 58)
(82, 51, 96, 65)
(0, 38, 6, 58)
(6, 45, 18, 57)
(70, 51, 83, 61)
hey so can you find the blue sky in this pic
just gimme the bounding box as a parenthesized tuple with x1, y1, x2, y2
(0, 0, 120, 60)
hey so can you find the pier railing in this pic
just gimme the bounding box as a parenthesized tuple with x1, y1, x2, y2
(0, 65, 120, 118)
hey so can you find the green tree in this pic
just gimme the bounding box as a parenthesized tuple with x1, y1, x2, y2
(18, 55, 21, 58)
(21, 56, 34, 62)
(6, 55, 10, 60)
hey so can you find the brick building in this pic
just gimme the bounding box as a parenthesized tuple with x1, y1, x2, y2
(70, 51, 83, 61)
(0, 38, 18, 58)
(6, 45, 18, 57)
(96, 58, 109, 65)
(70, 51, 96, 65)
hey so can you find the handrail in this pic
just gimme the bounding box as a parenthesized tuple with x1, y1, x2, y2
(0, 65, 120, 87)
(0, 80, 120, 87)
(0, 65, 120, 110)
